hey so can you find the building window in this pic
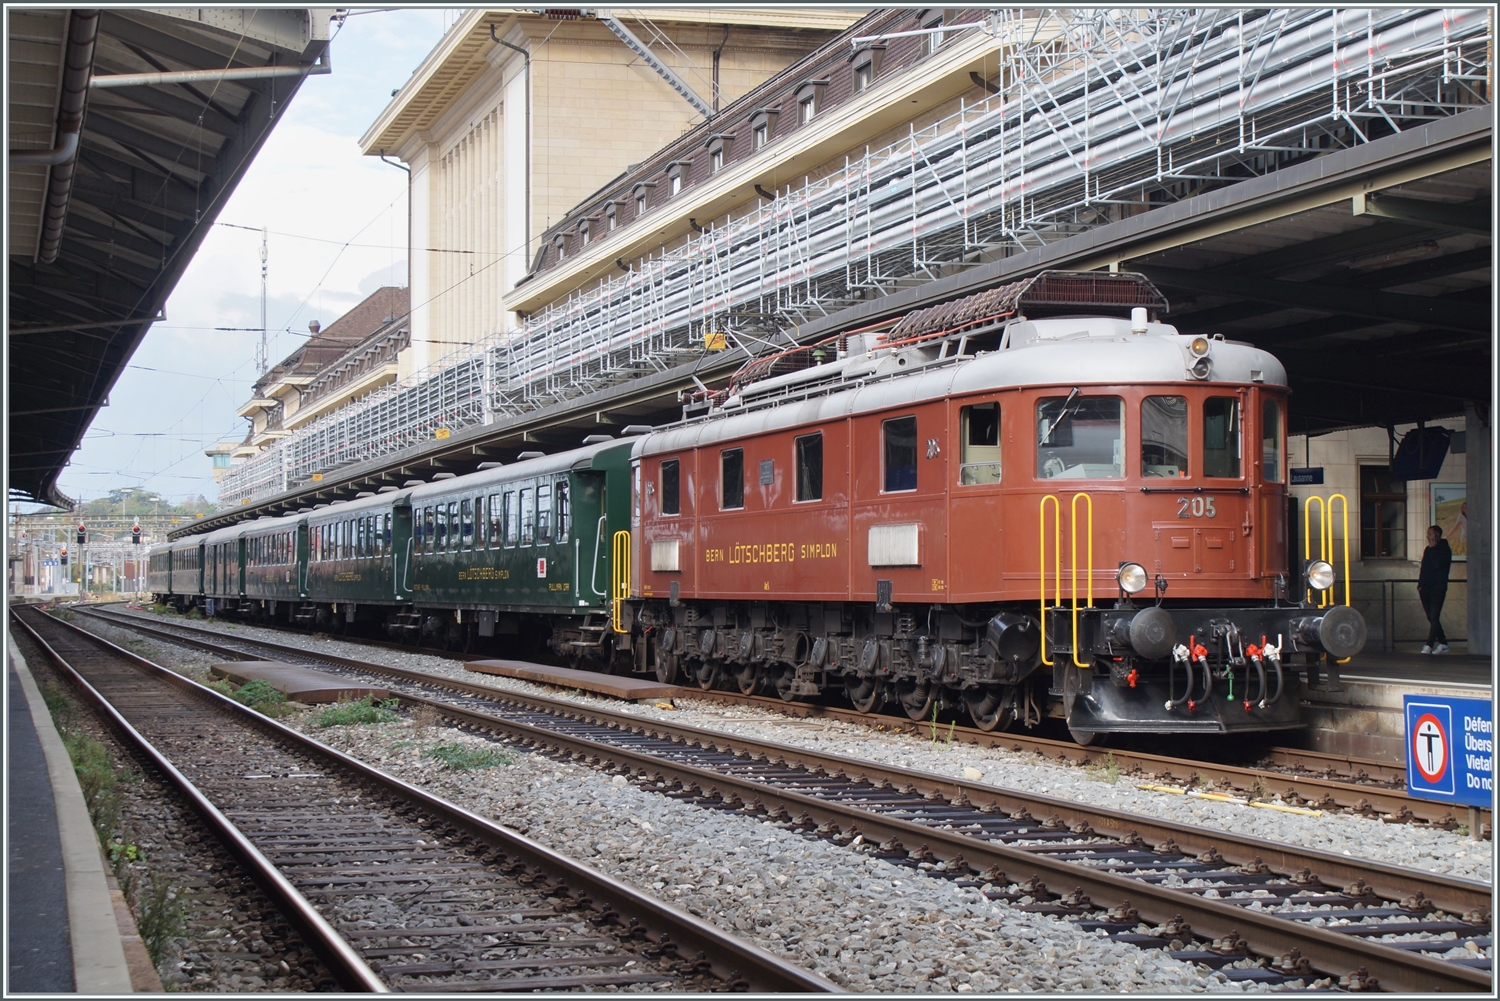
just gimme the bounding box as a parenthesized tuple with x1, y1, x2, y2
(605, 203, 617, 231)
(795, 80, 828, 126)
(553, 233, 566, 262)
(795, 433, 823, 501)
(1141, 395, 1189, 477)
(854, 63, 873, 92)
(920, 8, 947, 53)
(634, 188, 648, 217)
(799, 96, 816, 123)
(883, 416, 918, 492)
(749, 108, 778, 150)
(1203, 397, 1241, 478)
(959, 402, 1000, 484)
(721, 448, 744, 510)
(753, 124, 768, 148)
(661, 458, 680, 515)
(1361, 466, 1406, 559)
(710, 148, 723, 172)
(669, 173, 682, 197)
(579, 220, 591, 246)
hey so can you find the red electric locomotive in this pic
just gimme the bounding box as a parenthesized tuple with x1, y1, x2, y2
(625, 272, 1366, 741)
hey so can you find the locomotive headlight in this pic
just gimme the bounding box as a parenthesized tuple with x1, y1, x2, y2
(1190, 356, 1213, 380)
(1189, 336, 1211, 357)
(1306, 559, 1335, 591)
(1117, 562, 1149, 594)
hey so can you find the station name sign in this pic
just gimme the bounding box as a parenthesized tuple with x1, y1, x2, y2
(1290, 467, 1324, 485)
(1404, 695, 1492, 809)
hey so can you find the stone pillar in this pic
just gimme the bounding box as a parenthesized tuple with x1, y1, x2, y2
(1465, 402, 1491, 655)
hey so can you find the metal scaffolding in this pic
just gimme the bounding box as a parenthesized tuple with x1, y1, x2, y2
(218, 7, 1490, 508)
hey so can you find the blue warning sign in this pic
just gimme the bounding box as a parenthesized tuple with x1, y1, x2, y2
(1404, 695, 1492, 808)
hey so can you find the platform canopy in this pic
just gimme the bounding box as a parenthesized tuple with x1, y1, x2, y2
(7, 8, 332, 507)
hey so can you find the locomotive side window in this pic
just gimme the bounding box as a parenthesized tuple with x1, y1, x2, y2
(959, 403, 1000, 484)
(795, 433, 823, 501)
(660, 459, 681, 515)
(537, 483, 553, 544)
(721, 448, 745, 509)
(1262, 399, 1284, 482)
(520, 487, 535, 545)
(883, 416, 918, 492)
(461, 498, 474, 549)
(1141, 396, 1189, 477)
(1037, 396, 1124, 479)
(1203, 397, 1241, 478)
(555, 479, 571, 544)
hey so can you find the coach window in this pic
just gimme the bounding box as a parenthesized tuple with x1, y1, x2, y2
(488, 494, 502, 548)
(1036, 395, 1124, 479)
(721, 448, 745, 509)
(1203, 397, 1241, 478)
(424, 507, 436, 555)
(883, 416, 918, 491)
(1261, 399, 1284, 483)
(555, 480, 571, 544)
(503, 492, 517, 547)
(537, 483, 553, 544)
(461, 499, 474, 549)
(661, 459, 681, 515)
(520, 487, 535, 545)
(1141, 396, 1189, 477)
(959, 403, 1000, 484)
(795, 433, 823, 501)
(448, 501, 460, 551)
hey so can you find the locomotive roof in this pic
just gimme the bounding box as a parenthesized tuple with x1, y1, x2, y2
(638, 316, 1287, 456)
(405, 438, 637, 502)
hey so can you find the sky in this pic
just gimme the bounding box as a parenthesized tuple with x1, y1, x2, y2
(52, 8, 461, 508)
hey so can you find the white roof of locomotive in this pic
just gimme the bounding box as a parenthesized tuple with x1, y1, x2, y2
(638, 316, 1287, 456)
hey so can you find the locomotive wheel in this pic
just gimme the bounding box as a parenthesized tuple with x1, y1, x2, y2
(733, 662, 761, 696)
(1068, 728, 1101, 747)
(895, 677, 935, 720)
(964, 685, 1013, 732)
(845, 676, 885, 714)
(654, 653, 679, 685)
(693, 660, 721, 691)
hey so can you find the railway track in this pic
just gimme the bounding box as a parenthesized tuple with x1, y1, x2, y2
(71, 606, 1494, 992)
(89, 605, 1478, 829)
(10, 606, 835, 994)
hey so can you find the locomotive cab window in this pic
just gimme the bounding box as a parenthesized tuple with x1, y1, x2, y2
(1262, 399, 1284, 482)
(1037, 395, 1124, 479)
(721, 448, 745, 510)
(660, 459, 681, 515)
(1141, 395, 1189, 477)
(795, 433, 823, 501)
(1203, 397, 1241, 478)
(883, 416, 918, 492)
(959, 403, 1000, 484)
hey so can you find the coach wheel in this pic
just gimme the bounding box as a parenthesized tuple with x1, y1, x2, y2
(731, 662, 762, 696)
(845, 675, 885, 714)
(964, 685, 1014, 732)
(1068, 727, 1101, 747)
(694, 660, 721, 691)
(895, 677, 936, 721)
(654, 651, 679, 685)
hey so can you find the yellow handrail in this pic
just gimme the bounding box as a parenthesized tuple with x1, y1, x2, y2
(611, 530, 631, 633)
(1303, 495, 1326, 605)
(1327, 493, 1350, 609)
(1039, 495, 1060, 666)
(1070, 491, 1094, 669)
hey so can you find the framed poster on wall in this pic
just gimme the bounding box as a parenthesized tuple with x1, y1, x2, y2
(1429, 483, 1466, 560)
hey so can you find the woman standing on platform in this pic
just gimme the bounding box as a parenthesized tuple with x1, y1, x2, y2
(1418, 525, 1453, 655)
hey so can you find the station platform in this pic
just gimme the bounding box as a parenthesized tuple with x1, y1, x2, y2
(7, 627, 156, 992)
(466, 659, 681, 703)
(1296, 649, 1492, 763)
(209, 661, 390, 703)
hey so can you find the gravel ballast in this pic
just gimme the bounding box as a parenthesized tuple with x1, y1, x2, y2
(99, 611, 1490, 885)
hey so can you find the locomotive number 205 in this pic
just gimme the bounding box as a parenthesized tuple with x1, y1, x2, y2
(1177, 496, 1217, 518)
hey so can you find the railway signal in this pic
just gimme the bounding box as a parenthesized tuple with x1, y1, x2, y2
(60, 546, 68, 566)
(132, 520, 142, 545)
(77, 522, 87, 545)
